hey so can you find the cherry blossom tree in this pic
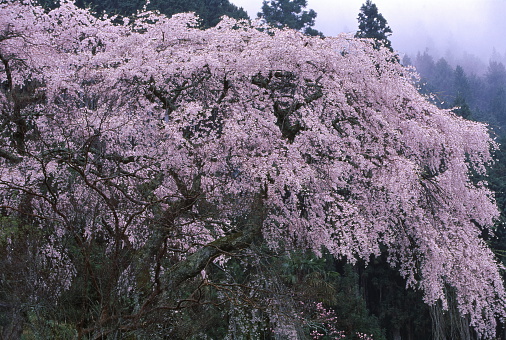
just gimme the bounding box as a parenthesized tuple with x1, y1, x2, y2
(0, 0, 505, 337)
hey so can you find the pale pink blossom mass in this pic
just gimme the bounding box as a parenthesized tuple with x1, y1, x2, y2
(0, 1, 505, 337)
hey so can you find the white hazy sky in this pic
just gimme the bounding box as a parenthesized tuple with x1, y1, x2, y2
(230, 0, 506, 63)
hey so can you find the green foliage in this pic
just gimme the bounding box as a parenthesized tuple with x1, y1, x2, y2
(0, 216, 22, 246)
(331, 264, 386, 339)
(359, 257, 431, 340)
(21, 311, 77, 340)
(38, 0, 249, 28)
(454, 65, 471, 100)
(0, 215, 48, 339)
(411, 52, 506, 132)
(432, 58, 455, 107)
(148, 0, 250, 28)
(258, 0, 323, 36)
(452, 93, 472, 119)
(74, 0, 145, 17)
(355, 0, 392, 51)
(275, 251, 385, 339)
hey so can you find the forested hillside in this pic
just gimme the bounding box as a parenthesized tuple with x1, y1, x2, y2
(38, 0, 249, 27)
(1, 1, 505, 340)
(405, 52, 506, 129)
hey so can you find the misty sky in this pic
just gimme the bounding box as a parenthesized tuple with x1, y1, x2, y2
(231, 0, 506, 69)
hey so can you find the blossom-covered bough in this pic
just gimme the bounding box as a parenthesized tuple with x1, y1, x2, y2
(0, 0, 504, 337)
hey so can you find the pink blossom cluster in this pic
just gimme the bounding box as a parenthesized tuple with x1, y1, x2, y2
(309, 302, 347, 339)
(308, 302, 374, 339)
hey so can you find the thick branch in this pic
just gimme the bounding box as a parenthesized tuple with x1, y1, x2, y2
(165, 194, 265, 292)
(0, 148, 21, 163)
(0, 53, 13, 91)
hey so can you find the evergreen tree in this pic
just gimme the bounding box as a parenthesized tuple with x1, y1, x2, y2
(486, 61, 506, 90)
(485, 61, 506, 127)
(413, 51, 436, 98)
(355, 0, 393, 51)
(452, 94, 472, 119)
(257, 0, 322, 36)
(432, 58, 455, 108)
(490, 87, 506, 127)
(454, 65, 471, 101)
(401, 54, 412, 67)
(414, 50, 435, 80)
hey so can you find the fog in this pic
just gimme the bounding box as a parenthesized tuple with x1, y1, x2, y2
(231, 0, 506, 74)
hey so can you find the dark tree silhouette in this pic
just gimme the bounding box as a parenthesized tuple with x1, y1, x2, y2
(258, 0, 322, 36)
(355, 0, 393, 51)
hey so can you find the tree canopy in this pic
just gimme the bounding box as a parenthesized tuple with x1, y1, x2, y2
(355, 0, 393, 51)
(258, 0, 322, 36)
(0, 1, 505, 338)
